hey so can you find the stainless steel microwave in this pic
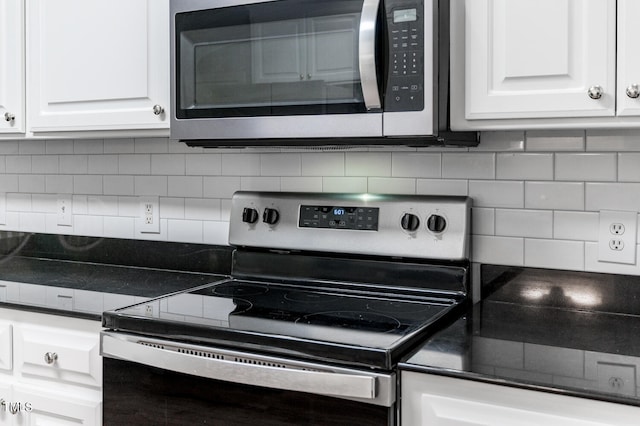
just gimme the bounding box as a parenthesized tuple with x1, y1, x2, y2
(170, 0, 477, 147)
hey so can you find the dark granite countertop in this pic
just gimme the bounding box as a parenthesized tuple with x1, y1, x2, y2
(0, 232, 232, 321)
(400, 265, 640, 407)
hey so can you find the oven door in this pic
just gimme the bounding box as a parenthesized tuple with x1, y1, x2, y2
(170, 0, 384, 140)
(101, 332, 395, 425)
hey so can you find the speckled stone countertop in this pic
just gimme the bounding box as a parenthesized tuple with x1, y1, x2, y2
(0, 232, 232, 320)
(400, 265, 640, 407)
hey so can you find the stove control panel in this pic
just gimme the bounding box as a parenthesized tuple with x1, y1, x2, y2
(299, 205, 379, 231)
(229, 192, 471, 261)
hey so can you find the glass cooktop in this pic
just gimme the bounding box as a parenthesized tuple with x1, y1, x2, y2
(103, 279, 463, 370)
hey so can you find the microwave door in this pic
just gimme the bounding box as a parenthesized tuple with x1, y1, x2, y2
(171, 0, 385, 141)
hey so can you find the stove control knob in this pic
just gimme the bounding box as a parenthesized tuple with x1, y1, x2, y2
(400, 213, 420, 232)
(262, 208, 280, 225)
(427, 214, 447, 233)
(242, 208, 259, 224)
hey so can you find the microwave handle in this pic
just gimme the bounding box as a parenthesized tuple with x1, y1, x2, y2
(359, 0, 382, 110)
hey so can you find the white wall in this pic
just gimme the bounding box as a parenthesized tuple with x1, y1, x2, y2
(1, 129, 640, 275)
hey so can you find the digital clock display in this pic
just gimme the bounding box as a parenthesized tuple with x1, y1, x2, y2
(299, 205, 379, 231)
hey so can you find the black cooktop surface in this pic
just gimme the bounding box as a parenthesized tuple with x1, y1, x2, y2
(103, 278, 465, 370)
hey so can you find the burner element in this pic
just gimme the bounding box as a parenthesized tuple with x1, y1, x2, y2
(212, 283, 269, 297)
(366, 300, 433, 314)
(297, 311, 401, 333)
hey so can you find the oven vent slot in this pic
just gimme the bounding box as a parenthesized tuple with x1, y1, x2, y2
(137, 340, 322, 372)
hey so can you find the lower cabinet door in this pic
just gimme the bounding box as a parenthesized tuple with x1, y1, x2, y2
(401, 372, 640, 426)
(12, 385, 101, 426)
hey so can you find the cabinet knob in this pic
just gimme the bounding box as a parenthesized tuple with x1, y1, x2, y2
(152, 105, 165, 115)
(626, 84, 640, 99)
(588, 85, 603, 100)
(44, 351, 58, 364)
(4, 112, 15, 122)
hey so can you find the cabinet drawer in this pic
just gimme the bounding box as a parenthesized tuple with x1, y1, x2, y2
(13, 384, 101, 426)
(14, 324, 101, 388)
(0, 320, 11, 371)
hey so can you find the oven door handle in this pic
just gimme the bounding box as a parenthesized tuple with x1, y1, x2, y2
(101, 333, 378, 401)
(359, 0, 382, 110)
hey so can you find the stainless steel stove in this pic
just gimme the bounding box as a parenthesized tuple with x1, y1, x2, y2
(101, 191, 471, 426)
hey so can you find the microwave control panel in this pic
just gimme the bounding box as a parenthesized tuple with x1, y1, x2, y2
(384, 0, 425, 112)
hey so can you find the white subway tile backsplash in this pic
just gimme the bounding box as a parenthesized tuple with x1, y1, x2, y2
(185, 198, 221, 221)
(88, 155, 119, 175)
(204, 176, 241, 198)
(469, 180, 524, 208)
(60, 155, 88, 174)
(119, 154, 151, 175)
(45, 139, 74, 154)
(555, 153, 616, 181)
(222, 154, 261, 176)
(32, 155, 59, 174)
(554, 211, 599, 241)
(168, 176, 203, 198)
(73, 139, 104, 154)
(417, 179, 468, 196)
(261, 153, 301, 176)
(471, 235, 524, 265)
(496, 153, 553, 180)
(587, 130, 640, 152)
(618, 153, 640, 182)
(322, 177, 367, 193)
(525, 182, 584, 210)
(496, 209, 552, 238)
(391, 153, 441, 178)
(240, 176, 281, 191)
(585, 183, 640, 211)
(443, 153, 495, 179)
(74, 175, 103, 195)
(19, 140, 46, 155)
(368, 178, 416, 194)
(5, 131, 640, 276)
(471, 207, 494, 236)
(152, 154, 185, 175)
(6, 156, 31, 173)
(346, 152, 391, 176)
(46, 175, 73, 194)
(281, 177, 323, 192)
(301, 153, 345, 176)
(104, 176, 135, 196)
(524, 239, 584, 270)
(525, 130, 585, 152)
(186, 153, 222, 176)
(134, 176, 168, 196)
(19, 175, 45, 193)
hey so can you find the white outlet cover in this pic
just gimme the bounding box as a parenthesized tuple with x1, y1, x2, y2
(57, 196, 73, 226)
(598, 210, 638, 264)
(139, 196, 160, 234)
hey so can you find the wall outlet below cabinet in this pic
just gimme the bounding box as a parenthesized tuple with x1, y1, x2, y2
(598, 210, 638, 265)
(57, 196, 73, 226)
(139, 196, 160, 234)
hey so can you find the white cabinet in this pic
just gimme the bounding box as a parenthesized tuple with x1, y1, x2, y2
(27, 0, 169, 134)
(451, 0, 640, 130)
(401, 371, 640, 426)
(0, 308, 102, 426)
(0, 0, 25, 134)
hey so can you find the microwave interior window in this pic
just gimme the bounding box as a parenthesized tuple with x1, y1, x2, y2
(176, 0, 369, 118)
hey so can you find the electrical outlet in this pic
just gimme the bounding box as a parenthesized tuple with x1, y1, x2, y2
(57, 195, 73, 226)
(139, 196, 160, 234)
(598, 210, 638, 264)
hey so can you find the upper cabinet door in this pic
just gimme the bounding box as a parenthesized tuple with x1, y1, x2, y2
(27, 0, 169, 133)
(617, 0, 640, 116)
(0, 0, 25, 134)
(464, 0, 616, 120)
